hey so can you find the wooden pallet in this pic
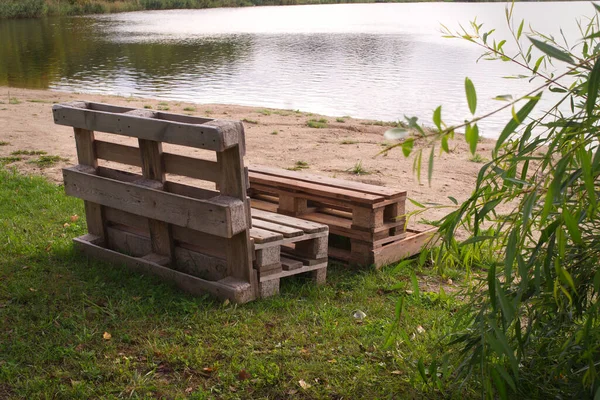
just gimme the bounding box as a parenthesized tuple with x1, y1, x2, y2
(250, 208, 328, 298)
(248, 165, 436, 267)
(53, 101, 258, 303)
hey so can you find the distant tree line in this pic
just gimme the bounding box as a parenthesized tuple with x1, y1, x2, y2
(0, 0, 549, 19)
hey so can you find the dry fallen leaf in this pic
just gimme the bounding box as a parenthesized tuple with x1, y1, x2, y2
(185, 387, 193, 394)
(29, 288, 36, 292)
(203, 367, 214, 373)
(237, 369, 251, 381)
(132, 296, 141, 301)
(102, 332, 112, 340)
(223, 299, 230, 307)
(288, 389, 298, 395)
(327, 359, 337, 363)
(299, 379, 311, 390)
(416, 325, 426, 334)
(229, 386, 237, 392)
(391, 370, 402, 375)
(22, 266, 29, 270)
(70, 214, 79, 222)
(63, 223, 70, 228)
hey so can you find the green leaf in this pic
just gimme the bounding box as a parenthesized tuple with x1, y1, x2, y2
(586, 56, 600, 117)
(408, 198, 426, 208)
(448, 196, 458, 205)
(494, 94, 513, 101)
(417, 358, 428, 382)
(441, 135, 449, 153)
(401, 138, 414, 157)
(505, 229, 517, 281)
(594, 2, 600, 13)
(495, 93, 542, 152)
(469, 124, 479, 155)
(488, 263, 497, 310)
(433, 106, 442, 130)
(562, 210, 583, 245)
(529, 37, 574, 64)
(533, 56, 544, 73)
(428, 145, 435, 184)
(517, 19, 524, 40)
(465, 77, 477, 114)
(410, 271, 420, 299)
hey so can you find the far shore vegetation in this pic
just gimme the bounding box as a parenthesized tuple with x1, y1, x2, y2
(0, 0, 553, 19)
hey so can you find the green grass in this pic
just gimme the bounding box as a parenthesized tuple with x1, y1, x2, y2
(341, 140, 358, 145)
(11, 150, 47, 156)
(256, 109, 271, 116)
(0, 168, 471, 398)
(242, 118, 258, 125)
(26, 99, 52, 103)
(0, 156, 22, 165)
(183, 106, 196, 112)
(27, 155, 67, 168)
(347, 160, 369, 175)
(468, 154, 488, 163)
(306, 119, 328, 129)
(336, 118, 346, 123)
(157, 106, 170, 111)
(143, 104, 153, 109)
(0, 141, 9, 146)
(287, 160, 310, 171)
(271, 130, 279, 135)
(8, 97, 21, 105)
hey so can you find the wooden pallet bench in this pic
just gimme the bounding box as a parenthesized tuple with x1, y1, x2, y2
(248, 165, 436, 267)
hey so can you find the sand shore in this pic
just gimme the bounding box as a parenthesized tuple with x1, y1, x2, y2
(0, 87, 494, 224)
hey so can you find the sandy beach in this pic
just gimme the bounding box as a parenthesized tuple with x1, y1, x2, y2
(0, 87, 494, 224)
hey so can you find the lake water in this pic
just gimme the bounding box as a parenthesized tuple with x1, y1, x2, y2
(0, 2, 593, 137)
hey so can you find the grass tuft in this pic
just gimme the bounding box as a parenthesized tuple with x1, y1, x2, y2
(256, 109, 271, 116)
(306, 119, 328, 129)
(0, 141, 10, 146)
(468, 153, 488, 163)
(271, 130, 279, 135)
(11, 150, 47, 156)
(346, 160, 369, 175)
(183, 106, 196, 112)
(28, 155, 68, 168)
(9, 97, 21, 105)
(242, 118, 258, 125)
(287, 161, 309, 171)
(340, 140, 358, 145)
(143, 104, 153, 109)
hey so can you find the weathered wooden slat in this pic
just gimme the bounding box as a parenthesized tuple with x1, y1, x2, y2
(249, 197, 279, 213)
(258, 262, 327, 282)
(73, 128, 106, 239)
(249, 172, 382, 205)
(73, 235, 255, 303)
(94, 140, 221, 183)
(281, 256, 302, 271)
(251, 208, 327, 233)
(217, 140, 254, 285)
(139, 138, 174, 260)
(249, 227, 283, 244)
(53, 102, 241, 151)
(63, 165, 246, 238)
(249, 165, 405, 199)
(251, 219, 303, 238)
(95, 140, 142, 167)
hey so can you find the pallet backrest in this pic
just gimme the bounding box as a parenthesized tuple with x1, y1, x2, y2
(53, 101, 255, 295)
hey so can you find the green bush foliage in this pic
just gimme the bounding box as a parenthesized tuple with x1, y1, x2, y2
(386, 3, 600, 398)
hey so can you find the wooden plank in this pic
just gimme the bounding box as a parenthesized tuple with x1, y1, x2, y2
(371, 228, 438, 268)
(251, 208, 327, 233)
(163, 152, 220, 182)
(216, 140, 254, 286)
(174, 245, 228, 281)
(249, 227, 283, 244)
(249, 165, 405, 199)
(250, 197, 278, 213)
(104, 207, 148, 231)
(73, 127, 106, 239)
(139, 138, 174, 260)
(94, 140, 221, 183)
(63, 165, 246, 238)
(249, 172, 383, 205)
(255, 247, 280, 267)
(172, 226, 227, 259)
(259, 262, 327, 282)
(95, 140, 142, 167)
(73, 235, 255, 303)
(253, 231, 327, 250)
(53, 103, 241, 151)
(352, 206, 384, 230)
(251, 219, 303, 238)
(106, 226, 151, 257)
(281, 256, 302, 271)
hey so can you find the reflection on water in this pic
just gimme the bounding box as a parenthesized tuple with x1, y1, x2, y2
(0, 3, 592, 136)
